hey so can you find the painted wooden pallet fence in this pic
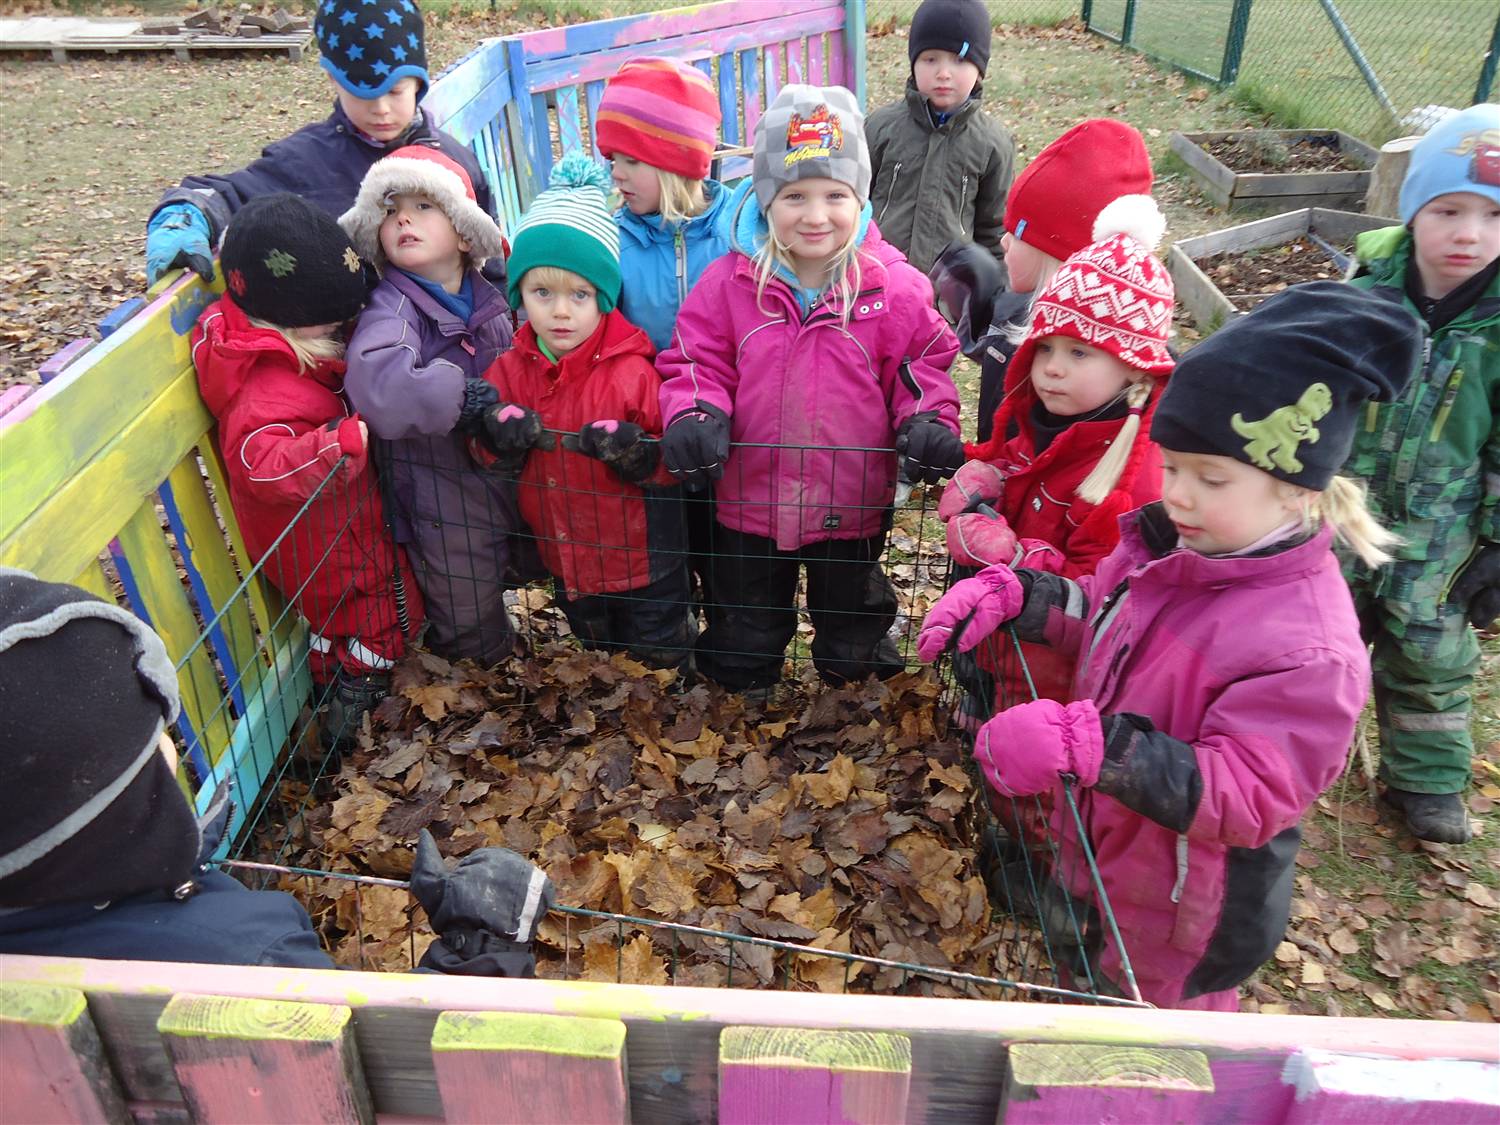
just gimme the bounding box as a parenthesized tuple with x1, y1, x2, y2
(1, 957, 1495, 1124)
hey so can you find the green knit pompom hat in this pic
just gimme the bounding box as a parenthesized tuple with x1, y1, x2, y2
(506, 154, 622, 312)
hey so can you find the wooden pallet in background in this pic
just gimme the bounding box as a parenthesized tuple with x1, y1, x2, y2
(0, 17, 312, 62)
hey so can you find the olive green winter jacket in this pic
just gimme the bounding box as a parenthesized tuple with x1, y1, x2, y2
(864, 81, 1014, 275)
(1345, 225, 1500, 593)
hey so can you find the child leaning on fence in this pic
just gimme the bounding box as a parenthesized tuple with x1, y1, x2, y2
(145, 0, 499, 288)
(929, 119, 1154, 445)
(340, 148, 521, 668)
(0, 569, 551, 977)
(467, 157, 694, 672)
(191, 195, 423, 738)
(657, 85, 963, 693)
(937, 198, 1175, 712)
(864, 0, 1014, 276)
(919, 284, 1419, 1010)
(1340, 103, 1500, 845)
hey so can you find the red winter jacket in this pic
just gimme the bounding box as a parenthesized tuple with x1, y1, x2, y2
(965, 369, 1167, 706)
(474, 312, 675, 597)
(193, 295, 412, 643)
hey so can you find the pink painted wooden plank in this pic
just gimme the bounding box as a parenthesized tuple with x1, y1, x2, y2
(741, 47, 762, 138)
(430, 1011, 627, 1123)
(0, 384, 35, 421)
(829, 32, 847, 91)
(719, 1026, 911, 1125)
(1000, 1042, 1215, 1124)
(763, 40, 784, 104)
(786, 37, 805, 85)
(0, 984, 128, 1124)
(808, 33, 826, 85)
(5, 956, 1493, 1065)
(1280, 1049, 1500, 1124)
(156, 993, 373, 1125)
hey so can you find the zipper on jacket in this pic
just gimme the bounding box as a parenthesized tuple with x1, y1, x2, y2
(959, 175, 969, 236)
(877, 162, 902, 224)
(674, 228, 688, 306)
(1428, 365, 1465, 443)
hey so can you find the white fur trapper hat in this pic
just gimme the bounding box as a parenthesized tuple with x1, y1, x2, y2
(339, 146, 506, 269)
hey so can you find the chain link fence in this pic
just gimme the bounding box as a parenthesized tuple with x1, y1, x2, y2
(1085, 0, 1500, 144)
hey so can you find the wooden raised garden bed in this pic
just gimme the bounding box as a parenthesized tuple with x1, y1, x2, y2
(1170, 129, 1378, 212)
(1167, 207, 1392, 333)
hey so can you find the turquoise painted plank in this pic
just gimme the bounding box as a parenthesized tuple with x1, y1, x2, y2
(717, 52, 740, 146)
(843, 0, 867, 104)
(556, 85, 584, 158)
(585, 79, 604, 153)
(531, 91, 554, 189)
(491, 115, 524, 233)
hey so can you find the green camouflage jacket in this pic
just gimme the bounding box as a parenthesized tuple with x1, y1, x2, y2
(1345, 225, 1500, 597)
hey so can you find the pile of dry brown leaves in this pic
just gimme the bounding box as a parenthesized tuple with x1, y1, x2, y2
(265, 644, 1071, 996)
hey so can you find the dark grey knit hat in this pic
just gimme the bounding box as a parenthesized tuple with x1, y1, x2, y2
(0, 569, 202, 909)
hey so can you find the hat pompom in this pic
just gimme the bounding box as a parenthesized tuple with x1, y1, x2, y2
(549, 153, 613, 193)
(1092, 194, 1165, 251)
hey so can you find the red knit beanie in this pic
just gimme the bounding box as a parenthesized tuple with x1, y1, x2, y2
(1004, 119, 1153, 262)
(596, 57, 722, 181)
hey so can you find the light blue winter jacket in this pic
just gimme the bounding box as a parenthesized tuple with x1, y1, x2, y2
(615, 179, 734, 352)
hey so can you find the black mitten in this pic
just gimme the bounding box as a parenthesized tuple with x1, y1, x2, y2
(576, 420, 660, 484)
(1449, 542, 1500, 629)
(896, 410, 964, 484)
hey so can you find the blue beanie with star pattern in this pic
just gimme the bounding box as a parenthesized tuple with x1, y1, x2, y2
(316, 0, 429, 101)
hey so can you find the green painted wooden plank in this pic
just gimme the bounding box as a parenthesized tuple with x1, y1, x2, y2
(431, 1011, 625, 1058)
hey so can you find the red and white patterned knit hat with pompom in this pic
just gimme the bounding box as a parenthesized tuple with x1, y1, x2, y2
(1014, 194, 1176, 380)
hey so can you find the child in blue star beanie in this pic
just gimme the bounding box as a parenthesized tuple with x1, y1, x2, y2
(144, 0, 501, 293)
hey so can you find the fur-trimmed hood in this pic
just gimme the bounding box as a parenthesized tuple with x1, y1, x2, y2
(340, 146, 506, 268)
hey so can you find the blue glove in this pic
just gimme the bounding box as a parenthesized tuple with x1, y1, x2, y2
(146, 203, 214, 285)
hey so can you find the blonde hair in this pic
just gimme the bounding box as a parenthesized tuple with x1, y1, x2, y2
(248, 317, 344, 373)
(753, 214, 865, 327)
(1300, 475, 1401, 568)
(1002, 254, 1064, 346)
(1076, 378, 1154, 504)
(653, 168, 709, 226)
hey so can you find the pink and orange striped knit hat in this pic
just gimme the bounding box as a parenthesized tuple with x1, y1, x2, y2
(595, 57, 722, 181)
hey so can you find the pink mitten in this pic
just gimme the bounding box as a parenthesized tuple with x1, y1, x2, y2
(916, 564, 1026, 662)
(972, 698, 1105, 797)
(1014, 538, 1066, 573)
(947, 509, 1020, 568)
(937, 460, 1006, 522)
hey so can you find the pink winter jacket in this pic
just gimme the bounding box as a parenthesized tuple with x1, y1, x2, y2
(657, 218, 960, 551)
(1019, 504, 1369, 1008)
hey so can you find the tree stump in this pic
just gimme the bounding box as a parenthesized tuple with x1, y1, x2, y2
(1367, 136, 1421, 220)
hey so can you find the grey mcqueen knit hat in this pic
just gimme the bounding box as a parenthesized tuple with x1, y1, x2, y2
(752, 85, 871, 211)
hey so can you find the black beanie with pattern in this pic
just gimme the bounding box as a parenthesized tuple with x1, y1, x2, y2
(220, 194, 373, 329)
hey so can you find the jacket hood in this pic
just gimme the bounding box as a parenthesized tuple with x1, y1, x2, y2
(193, 295, 345, 417)
(726, 178, 877, 275)
(616, 178, 733, 249)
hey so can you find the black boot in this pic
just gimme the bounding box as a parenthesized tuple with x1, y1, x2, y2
(322, 668, 391, 749)
(1381, 787, 1473, 844)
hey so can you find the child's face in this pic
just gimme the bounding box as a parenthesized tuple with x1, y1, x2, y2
(1160, 448, 1305, 556)
(611, 154, 663, 216)
(1028, 335, 1136, 417)
(1410, 191, 1500, 300)
(332, 75, 420, 144)
(521, 270, 602, 356)
(912, 49, 982, 113)
(379, 193, 469, 284)
(768, 177, 860, 270)
(1001, 231, 1053, 295)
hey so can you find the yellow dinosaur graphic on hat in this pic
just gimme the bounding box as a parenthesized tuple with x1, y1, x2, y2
(1230, 382, 1334, 473)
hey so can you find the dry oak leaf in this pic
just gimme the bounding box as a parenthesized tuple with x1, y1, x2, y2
(583, 933, 668, 986)
(1327, 928, 1361, 955)
(1462, 882, 1498, 909)
(403, 681, 463, 722)
(798, 754, 857, 808)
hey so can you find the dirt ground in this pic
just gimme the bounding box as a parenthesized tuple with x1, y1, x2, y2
(1197, 235, 1351, 312)
(1, 6, 1494, 1020)
(1202, 131, 1367, 174)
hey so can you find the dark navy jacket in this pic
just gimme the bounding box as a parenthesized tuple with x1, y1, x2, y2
(153, 101, 496, 243)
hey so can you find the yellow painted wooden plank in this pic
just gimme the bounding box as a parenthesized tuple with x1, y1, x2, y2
(114, 500, 233, 761)
(67, 556, 114, 602)
(166, 457, 258, 682)
(0, 278, 218, 544)
(0, 367, 211, 581)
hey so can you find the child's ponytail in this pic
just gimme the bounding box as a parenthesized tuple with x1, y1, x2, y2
(1076, 379, 1152, 504)
(1306, 475, 1401, 568)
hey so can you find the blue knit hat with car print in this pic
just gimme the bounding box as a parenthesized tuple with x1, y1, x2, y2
(1398, 103, 1500, 224)
(316, 0, 429, 100)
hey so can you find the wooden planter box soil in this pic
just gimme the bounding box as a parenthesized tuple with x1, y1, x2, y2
(1167, 207, 1392, 333)
(1170, 129, 1378, 213)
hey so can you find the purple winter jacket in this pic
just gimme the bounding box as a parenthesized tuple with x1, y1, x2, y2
(657, 197, 960, 551)
(1022, 504, 1369, 1009)
(344, 269, 518, 665)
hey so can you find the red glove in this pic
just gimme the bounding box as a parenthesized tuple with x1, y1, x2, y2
(917, 564, 1025, 662)
(973, 698, 1104, 798)
(938, 460, 1006, 522)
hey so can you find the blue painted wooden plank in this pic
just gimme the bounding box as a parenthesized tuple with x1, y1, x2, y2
(532, 90, 554, 188)
(491, 115, 524, 234)
(520, 9, 845, 93)
(741, 46, 762, 138)
(505, 36, 545, 206)
(585, 79, 604, 154)
(843, 0, 867, 105)
(693, 57, 712, 81)
(717, 52, 740, 146)
(423, 39, 514, 145)
(556, 84, 584, 159)
(98, 298, 146, 339)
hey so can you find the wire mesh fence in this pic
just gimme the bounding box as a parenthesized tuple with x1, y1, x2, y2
(150, 434, 1146, 1005)
(1085, 0, 1500, 145)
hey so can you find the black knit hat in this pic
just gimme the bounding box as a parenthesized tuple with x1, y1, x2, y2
(0, 569, 202, 910)
(315, 0, 429, 100)
(908, 0, 992, 77)
(220, 194, 373, 329)
(1151, 282, 1422, 489)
